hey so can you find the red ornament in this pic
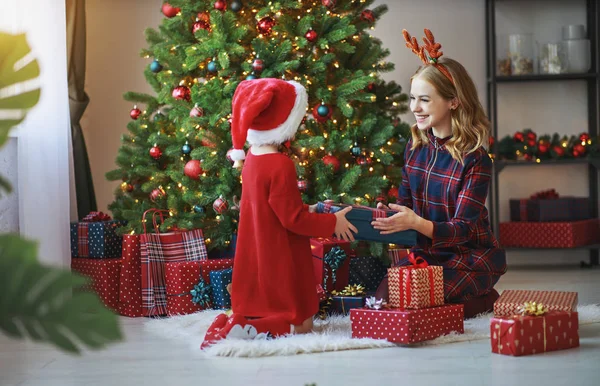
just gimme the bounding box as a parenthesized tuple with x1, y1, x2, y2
(513, 132, 524, 142)
(126, 184, 134, 192)
(197, 12, 211, 23)
(361, 9, 375, 23)
(388, 187, 399, 200)
(321, 0, 336, 9)
(130, 105, 141, 120)
(579, 133, 590, 143)
(322, 154, 340, 172)
(252, 58, 264, 73)
(305, 30, 318, 42)
(257, 16, 275, 35)
(526, 131, 537, 141)
(161, 3, 180, 18)
(489, 136, 495, 148)
(214, 0, 227, 11)
(172, 85, 191, 101)
(184, 160, 204, 180)
(150, 188, 165, 202)
(538, 142, 549, 154)
(553, 145, 565, 157)
(149, 145, 162, 159)
(527, 139, 536, 147)
(367, 83, 376, 92)
(297, 179, 308, 192)
(573, 143, 586, 157)
(193, 20, 211, 33)
(356, 156, 368, 165)
(213, 196, 229, 214)
(523, 154, 533, 161)
(312, 103, 332, 123)
(190, 105, 204, 117)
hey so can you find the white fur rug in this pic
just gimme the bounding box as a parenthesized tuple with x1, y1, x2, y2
(144, 304, 600, 358)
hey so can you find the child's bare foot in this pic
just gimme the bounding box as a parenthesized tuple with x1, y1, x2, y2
(226, 283, 232, 294)
(292, 317, 314, 334)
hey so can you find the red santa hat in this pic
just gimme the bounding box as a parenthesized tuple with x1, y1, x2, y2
(229, 78, 308, 163)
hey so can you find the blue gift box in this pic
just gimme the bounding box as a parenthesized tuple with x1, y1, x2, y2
(209, 268, 233, 309)
(330, 296, 365, 315)
(349, 256, 389, 291)
(207, 234, 237, 259)
(87, 220, 125, 258)
(316, 202, 417, 246)
(70, 224, 78, 257)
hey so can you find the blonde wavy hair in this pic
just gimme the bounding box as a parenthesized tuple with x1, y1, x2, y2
(409, 57, 489, 163)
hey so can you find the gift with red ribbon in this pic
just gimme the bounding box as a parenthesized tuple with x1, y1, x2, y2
(491, 302, 579, 356)
(315, 202, 418, 245)
(70, 212, 124, 258)
(387, 253, 444, 309)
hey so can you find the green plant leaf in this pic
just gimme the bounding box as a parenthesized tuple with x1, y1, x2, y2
(0, 234, 122, 354)
(0, 32, 41, 147)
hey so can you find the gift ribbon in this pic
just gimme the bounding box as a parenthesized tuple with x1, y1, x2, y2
(324, 246, 347, 289)
(500, 302, 548, 353)
(331, 284, 365, 297)
(82, 211, 112, 222)
(365, 296, 384, 310)
(402, 253, 435, 308)
(190, 279, 212, 308)
(530, 189, 559, 200)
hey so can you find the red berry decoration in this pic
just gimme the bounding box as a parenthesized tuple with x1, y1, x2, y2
(513, 132, 524, 142)
(130, 105, 141, 120)
(321, 0, 336, 9)
(523, 153, 533, 161)
(150, 188, 165, 202)
(361, 9, 375, 23)
(526, 132, 536, 141)
(214, 0, 227, 11)
(252, 58, 264, 73)
(193, 20, 211, 33)
(580, 133, 590, 143)
(538, 142, 549, 154)
(305, 30, 318, 42)
(553, 145, 565, 157)
(322, 154, 340, 172)
(257, 16, 275, 35)
(172, 85, 191, 101)
(149, 145, 162, 159)
(388, 187, 399, 200)
(161, 3, 180, 18)
(573, 143, 586, 157)
(190, 104, 204, 117)
(184, 160, 204, 180)
(527, 139, 536, 147)
(213, 196, 229, 214)
(297, 179, 308, 192)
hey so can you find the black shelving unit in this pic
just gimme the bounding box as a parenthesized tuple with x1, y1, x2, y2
(485, 0, 600, 266)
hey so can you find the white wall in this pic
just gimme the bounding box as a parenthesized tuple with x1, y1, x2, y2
(84, 0, 595, 266)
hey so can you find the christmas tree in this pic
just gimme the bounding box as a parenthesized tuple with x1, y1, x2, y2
(106, 0, 410, 254)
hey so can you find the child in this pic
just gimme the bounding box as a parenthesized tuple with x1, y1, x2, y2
(371, 29, 507, 318)
(201, 78, 357, 348)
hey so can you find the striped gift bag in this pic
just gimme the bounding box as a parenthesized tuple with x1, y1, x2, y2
(140, 209, 208, 316)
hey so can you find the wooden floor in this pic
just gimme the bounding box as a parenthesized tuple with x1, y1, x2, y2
(1, 266, 599, 386)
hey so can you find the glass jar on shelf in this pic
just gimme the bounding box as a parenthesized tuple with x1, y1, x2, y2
(539, 42, 566, 74)
(496, 34, 511, 76)
(508, 34, 534, 75)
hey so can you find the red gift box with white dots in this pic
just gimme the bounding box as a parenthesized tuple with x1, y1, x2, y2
(71, 258, 120, 311)
(165, 259, 234, 316)
(490, 311, 579, 356)
(499, 219, 600, 248)
(350, 304, 464, 344)
(117, 234, 143, 317)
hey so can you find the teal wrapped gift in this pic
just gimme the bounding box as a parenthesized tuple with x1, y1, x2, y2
(316, 202, 417, 246)
(88, 220, 125, 259)
(209, 268, 233, 309)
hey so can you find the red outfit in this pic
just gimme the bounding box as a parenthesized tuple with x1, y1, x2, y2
(231, 151, 336, 325)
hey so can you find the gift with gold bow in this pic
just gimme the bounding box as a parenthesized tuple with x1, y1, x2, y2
(329, 284, 367, 315)
(490, 301, 579, 356)
(387, 253, 444, 309)
(494, 289, 578, 317)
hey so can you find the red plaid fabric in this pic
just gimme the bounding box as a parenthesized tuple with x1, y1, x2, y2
(140, 210, 208, 316)
(77, 223, 90, 257)
(396, 132, 507, 302)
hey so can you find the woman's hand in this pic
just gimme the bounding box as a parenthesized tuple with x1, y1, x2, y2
(371, 203, 419, 234)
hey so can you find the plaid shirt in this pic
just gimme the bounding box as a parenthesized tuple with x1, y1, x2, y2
(396, 130, 507, 302)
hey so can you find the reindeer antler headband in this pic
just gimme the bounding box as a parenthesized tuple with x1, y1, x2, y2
(402, 28, 454, 84)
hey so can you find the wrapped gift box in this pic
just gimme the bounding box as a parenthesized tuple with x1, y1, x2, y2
(494, 290, 578, 317)
(165, 261, 208, 316)
(209, 268, 233, 309)
(509, 197, 591, 222)
(316, 202, 418, 246)
(330, 296, 365, 315)
(311, 238, 351, 293)
(70, 220, 124, 258)
(348, 255, 388, 291)
(207, 234, 237, 259)
(388, 261, 444, 309)
(499, 219, 599, 248)
(350, 304, 464, 344)
(71, 258, 121, 311)
(118, 234, 143, 317)
(491, 311, 579, 356)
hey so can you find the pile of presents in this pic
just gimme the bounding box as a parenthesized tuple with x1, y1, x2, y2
(70, 206, 581, 357)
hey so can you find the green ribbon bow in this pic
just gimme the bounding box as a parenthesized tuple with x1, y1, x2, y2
(190, 279, 212, 308)
(324, 246, 347, 288)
